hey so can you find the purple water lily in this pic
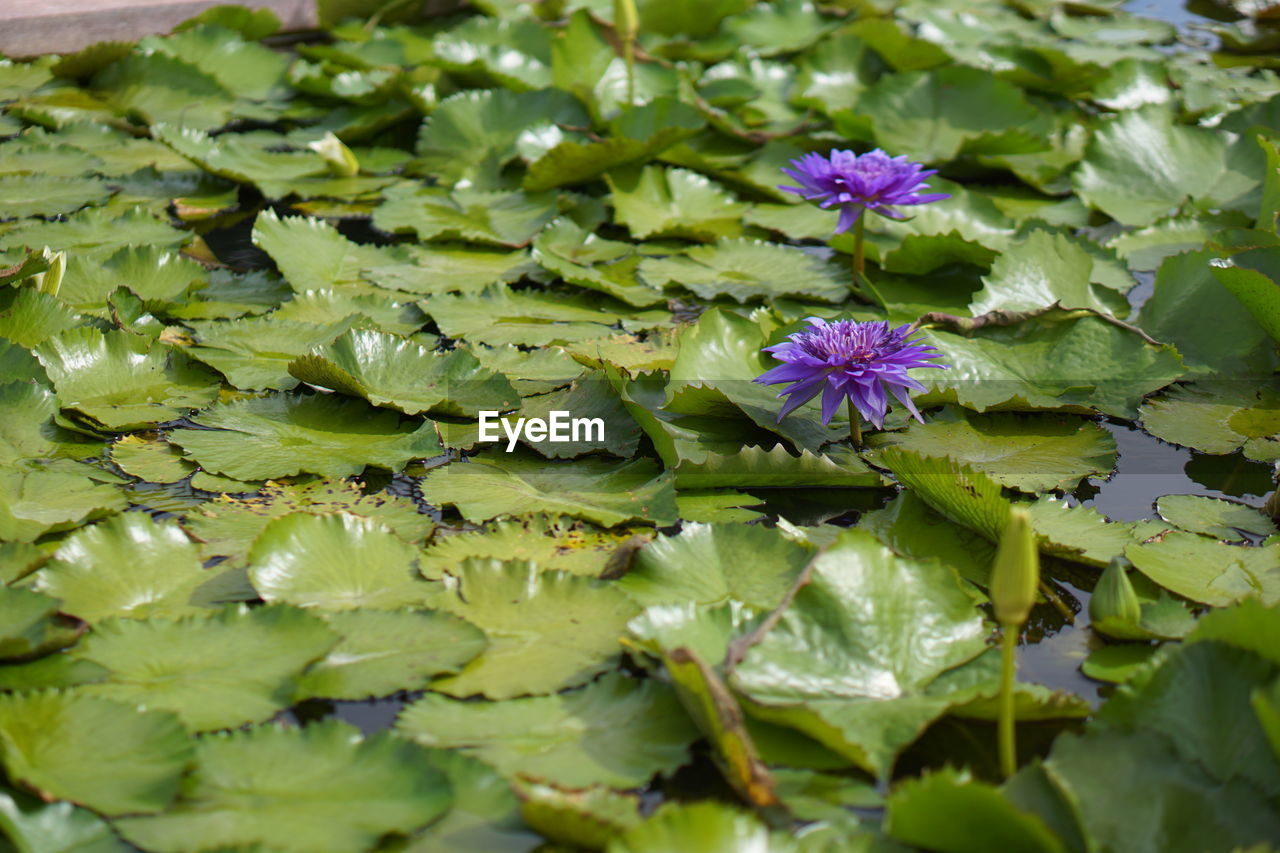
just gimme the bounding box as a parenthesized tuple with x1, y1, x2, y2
(755, 317, 946, 438)
(780, 149, 949, 279)
(780, 149, 950, 234)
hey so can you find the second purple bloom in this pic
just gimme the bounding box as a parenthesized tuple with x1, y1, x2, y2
(779, 148, 950, 235)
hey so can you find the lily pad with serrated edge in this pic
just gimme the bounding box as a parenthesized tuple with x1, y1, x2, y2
(71, 604, 338, 731)
(427, 558, 639, 699)
(115, 720, 451, 853)
(170, 393, 441, 481)
(34, 327, 220, 430)
(289, 328, 518, 417)
(397, 672, 695, 788)
(248, 512, 439, 611)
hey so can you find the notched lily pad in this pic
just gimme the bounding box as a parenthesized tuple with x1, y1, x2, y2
(34, 327, 220, 430)
(170, 393, 441, 480)
(289, 329, 518, 417)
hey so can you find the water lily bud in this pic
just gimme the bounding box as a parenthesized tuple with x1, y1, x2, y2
(1090, 557, 1143, 628)
(990, 507, 1039, 627)
(32, 248, 64, 297)
(307, 132, 359, 178)
(614, 0, 639, 43)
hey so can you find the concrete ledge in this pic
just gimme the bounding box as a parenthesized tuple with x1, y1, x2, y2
(0, 0, 319, 58)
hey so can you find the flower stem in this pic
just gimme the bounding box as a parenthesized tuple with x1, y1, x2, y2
(847, 399, 862, 447)
(998, 623, 1019, 779)
(623, 40, 636, 105)
(852, 215, 865, 280)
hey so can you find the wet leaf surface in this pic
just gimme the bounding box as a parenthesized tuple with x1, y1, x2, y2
(2, 1, 1280, 849)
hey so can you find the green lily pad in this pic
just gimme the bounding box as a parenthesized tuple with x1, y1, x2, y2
(850, 66, 1042, 163)
(248, 512, 439, 610)
(866, 407, 1117, 493)
(514, 779, 645, 850)
(419, 515, 642, 579)
(1125, 530, 1280, 606)
(397, 672, 695, 788)
(1073, 105, 1260, 226)
(34, 328, 220, 430)
(60, 246, 206, 308)
(531, 218, 666, 307)
(605, 801, 795, 853)
(33, 512, 215, 622)
(875, 447, 1012, 542)
(1098, 640, 1280, 796)
(1139, 380, 1280, 462)
(185, 477, 432, 568)
(92, 53, 234, 129)
(885, 767, 1067, 853)
(731, 529, 990, 776)
(0, 206, 188, 254)
(153, 124, 328, 188)
(618, 522, 813, 610)
(431, 17, 552, 91)
(673, 443, 884, 489)
(0, 288, 82, 348)
(1211, 251, 1280, 346)
(115, 721, 451, 853)
(0, 585, 77, 660)
(606, 166, 748, 242)
(185, 315, 358, 391)
(0, 691, 191, 816)
(523, 98, 705, 192)
(368, 244, 536, 296)
(140, 23, 288, 101)
(918, 309, 1185, 419)
(1137, 250, 1277, 377)
(0, 381, 81, 464)
(969, 229, 1123, 316)
(72, 605, 338, 731)
(420, 454, 676, 527)
(415, 87, 588, 189)
(0, 468, 126, 543)
(399, 750, 543, 853)
(858, 491, 997, 587)
(110, 434, 197, 483)
(1081, 644, 1162, 684)
(1107, 216, 1216, 271)
(1157, 494, 1278, 541)
(1187, 598, 1280, 667)
(1035, 728, 1280, 853)
(0, 174, 113, 220)
(373, 183, 558, 248)
(664, 308, 835, 453)
(296, 609, 487, 701)
(421, 284, 637, 348)
(272, 288, 428, 337)
(253, 209, 405, 291)
(427, 558, 638, 698)
(170, 393, 441, 480)
(0, 786, 129, 853)
(639, 239, 847, 303)
(289, 329, 518, 416)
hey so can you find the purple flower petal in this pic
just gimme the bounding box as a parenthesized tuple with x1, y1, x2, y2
(779, 147, 949, 237)
(755, 317, 948, 430)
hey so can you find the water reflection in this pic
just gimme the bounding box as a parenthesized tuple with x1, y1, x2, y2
(1084, 421, 1269, 522)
